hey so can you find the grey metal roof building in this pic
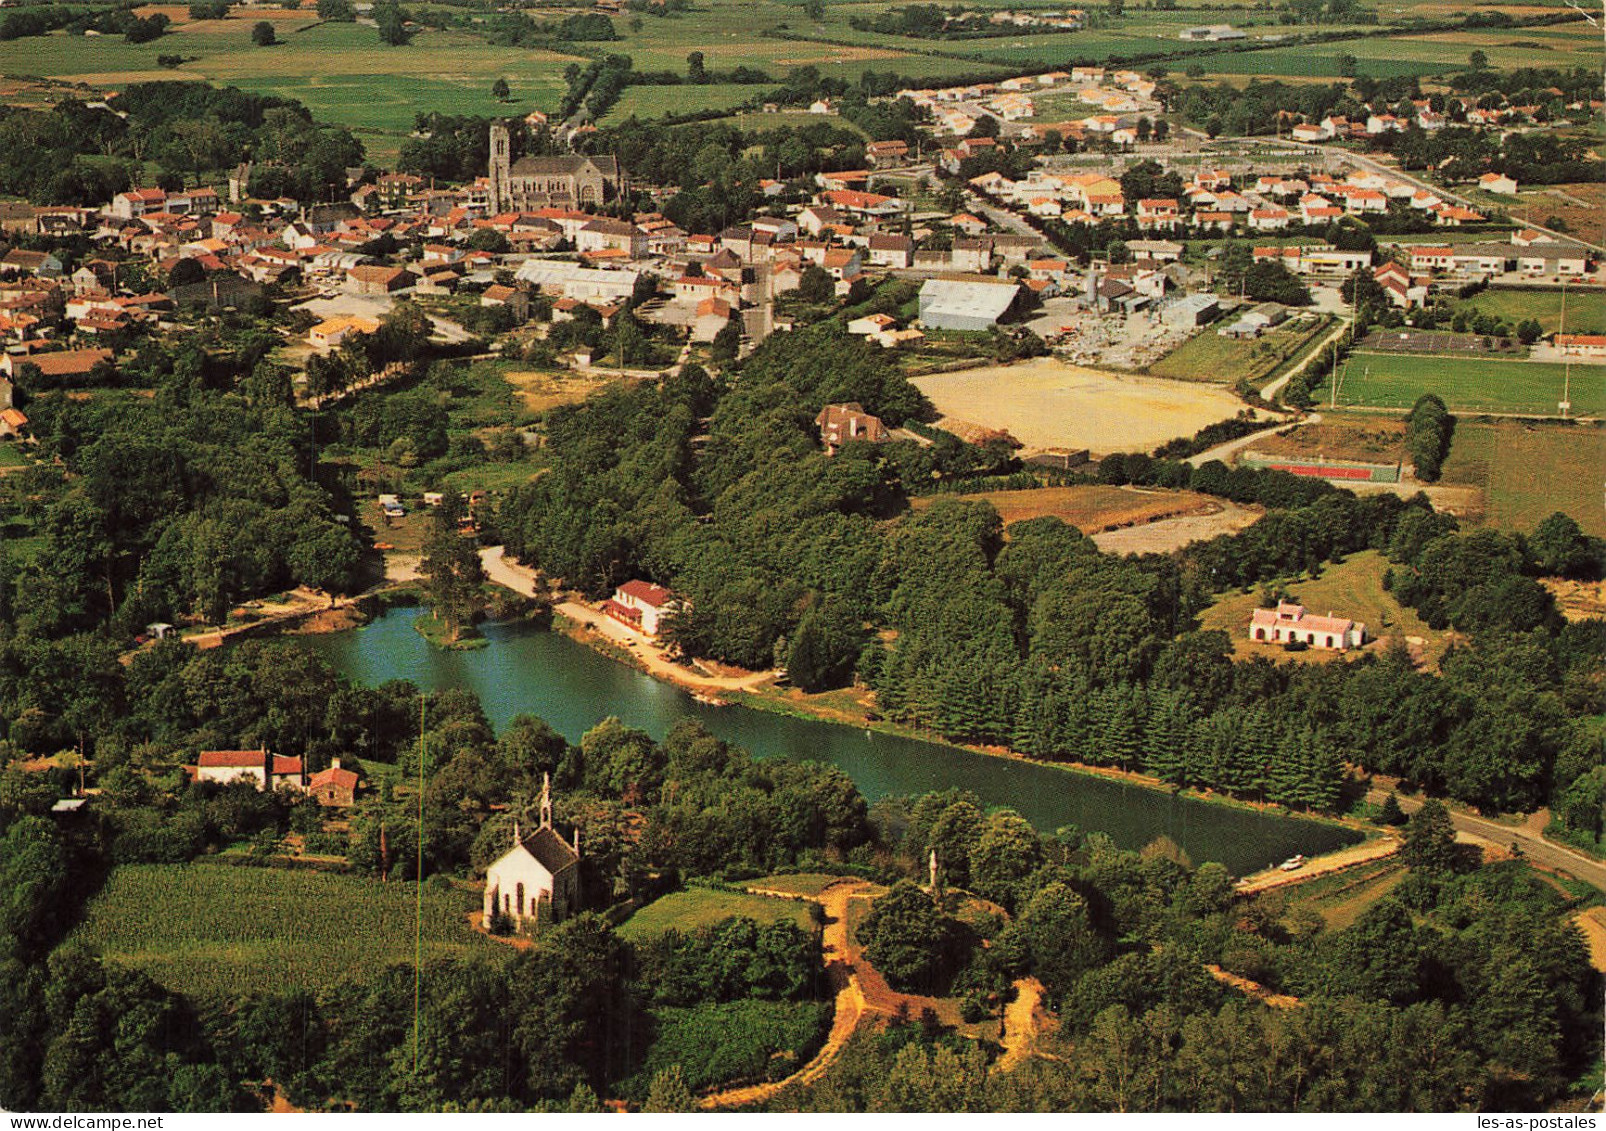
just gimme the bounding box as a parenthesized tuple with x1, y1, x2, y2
(918, 278, 1020, 331)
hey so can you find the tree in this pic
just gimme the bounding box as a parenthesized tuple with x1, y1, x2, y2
(251, 20, 276, 44)
(1108, 0, 1124, 14)
(1338, 52, 1357, 77)
(1402, 798, 1459, 877)
(492, 77, 510, 102)
(685, 51, 706, 84)
(804, 0, 825, 20)
(420, 493, 485, 641)
(1020, 882, 1108, 1003)
(643, 1066, 695, 1112)
(1468, 49, 1488, 71)
(316, 0, 355, 19)
(859, 881, 961, 994)
(1516, 318, 1542, 345)
(797, 264, 834, 304)
(375, 0, 409, 44)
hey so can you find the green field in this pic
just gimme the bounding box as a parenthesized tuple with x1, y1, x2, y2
(72, 864, 502, 1000)
(0, 21, 575, 161)
(1200, 550, 1451, 664)
(1455, 288, 1606, 336)
(1150, 317, 1329, 386)
(618, 887, 816, 940)
(745, 872, 855, 898)
(1440, 421, 1606, 537)
(1335, 352, 1603, 417)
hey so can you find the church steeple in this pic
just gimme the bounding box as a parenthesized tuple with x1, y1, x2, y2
(540, 772, 552, 828)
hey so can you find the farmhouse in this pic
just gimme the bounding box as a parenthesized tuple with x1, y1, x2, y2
(1249, 601, 1366, 650)
(1179, 23, 1245, 39)
(603, 579, 681, 637)
(1478, 172, 1518, 195)
(193, 749, 307, 791)
(0, 349, 114, 383)
(918, 277, 1020, 331)
(483, 776, 581, 932)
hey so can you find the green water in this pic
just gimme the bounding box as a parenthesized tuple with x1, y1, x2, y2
(297, 608, 1361, 874)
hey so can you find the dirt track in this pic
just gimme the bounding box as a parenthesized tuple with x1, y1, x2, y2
(1234, 836, 1401, 895)
(701, 882, 871, 1109)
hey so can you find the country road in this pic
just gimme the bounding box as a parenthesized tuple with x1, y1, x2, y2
(1368, 789, 1606, 893)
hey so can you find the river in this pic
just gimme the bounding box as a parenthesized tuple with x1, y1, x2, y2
(296, 607, 1360, 874)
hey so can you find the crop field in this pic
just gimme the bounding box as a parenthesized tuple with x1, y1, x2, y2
(1199, 550, 1451, 665)
(913, 358, 1256, 454)
(1454, 288, 1606, 336)
(1513, 181, 1606, 247)
(604, 82, 758, 122)
(1334, 352, 1603, 417)
(71, 864, 502, 1000)
(617, 887, 817, 940)
(1149, 318, 1329, 386)
(910, 484, 1222, 535)
(1440, 421, 1606, 537)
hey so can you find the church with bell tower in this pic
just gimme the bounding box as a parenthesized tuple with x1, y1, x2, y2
(483, 774, 582, 932)
(487, 121, 623, 212)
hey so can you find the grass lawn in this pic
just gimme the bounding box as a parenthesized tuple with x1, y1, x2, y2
(617, 887, 817, 941)
(1335, 352, 1602, 417)
(1198, 550, 1452, 666)
(604, 82, 757, 122)
(1149, 318, 1329, 386)
(744, 873, 856, 898)
(0, 440, 28, 468)
(1440, 420, 1606, 537)
(71, 863, 501, 1000)
(1454, 287, 1606, 336)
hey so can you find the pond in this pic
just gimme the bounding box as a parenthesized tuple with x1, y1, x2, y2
(297, 607, 1361, 874)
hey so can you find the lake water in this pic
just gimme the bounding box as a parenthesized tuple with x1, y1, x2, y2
(297, 608, 1360, 874)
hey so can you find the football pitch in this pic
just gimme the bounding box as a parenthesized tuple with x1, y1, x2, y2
(1333, 351, 1604, 418)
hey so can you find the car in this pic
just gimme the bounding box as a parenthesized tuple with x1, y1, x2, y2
(1278, 855, 1306, 872)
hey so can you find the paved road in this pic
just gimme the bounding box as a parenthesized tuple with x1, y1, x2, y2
(1368, 789, 1606, 893)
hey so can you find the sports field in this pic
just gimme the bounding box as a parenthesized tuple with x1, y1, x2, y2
(913, 358, 1257, 454)
(1334, 352, 1604, 417)
(71, 864, 501, 1000)
(1440, 421, 1606, 537)
(1454, 288, 1606, 337)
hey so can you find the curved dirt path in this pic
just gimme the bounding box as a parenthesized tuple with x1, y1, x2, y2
(996, 977, 1046, 1071)
(700, 881, 872, 1110)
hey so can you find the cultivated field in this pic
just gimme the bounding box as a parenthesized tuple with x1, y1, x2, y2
(1440, 420, 1606, 537)
(1199, 550, 1451, 665)
(1513, 181, 1606, 248)
(910, 484, 1225, 535)
(617, 887, 817, 940)
(1454, 287, 1606, 336)
(71, 864, 501, 1000)
(913, 359, 1255, 454)
(1334, 352, 1604, 417)
(1149, 318, 1329, 386)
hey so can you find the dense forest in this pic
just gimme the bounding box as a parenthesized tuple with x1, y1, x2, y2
(498, 319, 1604, 823)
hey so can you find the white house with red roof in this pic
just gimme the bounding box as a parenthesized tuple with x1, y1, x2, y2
(1250, 601, 1366, 650)
(604, 580, 681, 637)
(193, 749, 306, 790)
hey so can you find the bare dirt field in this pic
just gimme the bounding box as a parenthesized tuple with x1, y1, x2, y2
(503, 369, 614, 414)
(911, 484, 1224, 534)
(913, 359, 1255, 455)
(1092, 499, 1263, 554)
(1247, 415, 1408, 465)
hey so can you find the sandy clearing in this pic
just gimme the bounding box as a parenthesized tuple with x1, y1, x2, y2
(1092, 499, 1263, 554)
(913, 359, 1257, 455)
(1574, 907, 1606, 974)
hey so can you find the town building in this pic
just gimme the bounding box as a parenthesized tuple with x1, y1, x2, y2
(487, 123, 623, 211)
(918, 277, 1020, 331)
(1249, 601, 1366, 650)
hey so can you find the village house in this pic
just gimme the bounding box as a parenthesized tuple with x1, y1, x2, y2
(309, 315, 381, 351)
(307, 758, 359, 807)
(483, 776, 581, 932)
(603, 579, 681, 637)
(0, 348, 113, 383)
(816, 402, 890, 453)
(1249, 601, 1366, 650)
(1555, 333, 1606, 358)
(193, 749, 307, 791)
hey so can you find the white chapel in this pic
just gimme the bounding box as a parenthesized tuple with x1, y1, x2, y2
(483, 774, 581, 932)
